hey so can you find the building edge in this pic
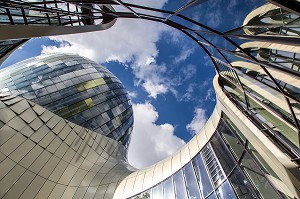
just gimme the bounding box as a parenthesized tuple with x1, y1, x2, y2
(113, 74, 300, 199)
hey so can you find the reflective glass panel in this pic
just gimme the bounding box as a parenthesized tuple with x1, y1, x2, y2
(174, 170, 188, 199)
(228, 167, 257, 199)
(210, 133, 236, 175)
(241, 152, 281, 199)
(153, 184, 163, 199)
(218, 120, 244, 161)
(206, 193, 217, 199)
(192, 156, 213, 197)
(183, 162, 202, 199)
(163, 178, 175, 199)
(216, 180, 237, 199)
(222, 115, 246, 143)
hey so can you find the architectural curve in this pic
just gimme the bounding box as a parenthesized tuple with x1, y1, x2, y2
(0, 53, 134, 149)
(0, 92, 134, 199)
(0, 1, 300, 199)
(113, 74, 300, 199)
(242, 3, 300, 36)
(231, 60, 300, 88)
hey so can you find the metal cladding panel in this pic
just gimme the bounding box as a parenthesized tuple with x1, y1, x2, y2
(0, 92, 134, 199)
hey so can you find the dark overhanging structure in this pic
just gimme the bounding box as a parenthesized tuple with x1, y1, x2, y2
(0, 0, 299, 198)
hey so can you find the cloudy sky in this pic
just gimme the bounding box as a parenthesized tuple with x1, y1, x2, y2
(1, 0, 264, 169)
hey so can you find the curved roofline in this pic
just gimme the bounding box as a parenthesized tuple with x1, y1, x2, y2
(243, 3, 279, 26)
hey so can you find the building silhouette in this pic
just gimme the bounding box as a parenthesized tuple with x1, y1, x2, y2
(0, 1, 299, 199)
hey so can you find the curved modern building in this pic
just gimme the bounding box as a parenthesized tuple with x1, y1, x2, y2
(0, 54, 134, 149)
(0, 0, 300, 199)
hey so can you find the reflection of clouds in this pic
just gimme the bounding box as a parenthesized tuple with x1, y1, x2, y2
(127, 91, 137, 99)
(22, 90, 36, 100)
(204, 88, 215, 102)
(1, 88, 9, 92)
(31, 82, 44, 90)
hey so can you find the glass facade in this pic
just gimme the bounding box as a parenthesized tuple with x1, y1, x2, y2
(0, 53, 133, 148)
(130, 114, 283, 199)
(214, 58, 300, 149)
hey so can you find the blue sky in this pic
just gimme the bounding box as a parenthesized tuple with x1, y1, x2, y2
(1, 0, 265, 168)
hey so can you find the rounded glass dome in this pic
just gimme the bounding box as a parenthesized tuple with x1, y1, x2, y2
(0, 53, 133, 148)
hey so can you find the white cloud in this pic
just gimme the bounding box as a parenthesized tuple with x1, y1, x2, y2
(205, 88, 215, 102)
(179, 79, 212, 102)
(40, 2, 207, 100)
(41, 1, 176, 99)
(128, 102, 185, 169)
(182, 64, 197, 81)
(186, 108, 207, 135)
(227, 0, 237, 13)
(174, 46, 195, 64)
(180, 83, 196, 102)
(127, 91, 137, 99)
(143, 81, 168, 99)
(42, 19, 166, 65)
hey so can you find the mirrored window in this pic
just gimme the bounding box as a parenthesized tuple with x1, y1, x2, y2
(228, 167, 257, 198)
(215, 180, 236, 199)
(183, 162, 201, 199)
(163, 178, 175, 199)
(173, 170, 188, 199)
(153, 184, 163, 199)
(210, 133, 236, 175)
(217, 120, 244, 160)
(192, 155, 213, 197)
(241, 152, 280, 199)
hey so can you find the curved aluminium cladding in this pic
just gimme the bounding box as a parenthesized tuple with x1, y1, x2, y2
(0, 54, 134, 148)
(242, 3, 300, 36)
(0, 92, 134, 199)
(231, 41, 300, 147)
(113, 75, 300, 199)
(231, 60, 300, 88)
(239, 41, 300, 74)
